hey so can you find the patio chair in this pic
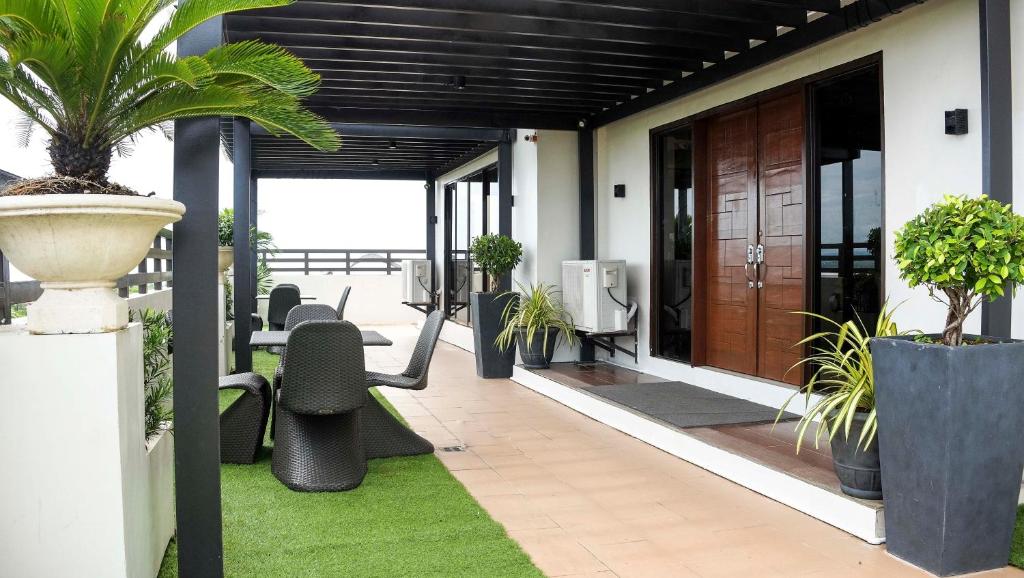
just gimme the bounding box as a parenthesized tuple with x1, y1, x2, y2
(362, 310, 445, 458)
(266, 284, 302, 355)
(270, 303, 339, 438)
(336, 286, 351, 320)
(272, 321, 368, 492)
(218, 373, 272, 464)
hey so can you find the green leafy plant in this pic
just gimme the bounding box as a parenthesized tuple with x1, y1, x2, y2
(133, 308, 174, 441)
(0, 0, 339, 196)
(257, 259, 274, 296)
(777, 303, 906, 452)
(894, 195, 1024, 346)
(218, 208, 235, 247)
(469, 234, 523, 292)
(495, 282, 578, 352)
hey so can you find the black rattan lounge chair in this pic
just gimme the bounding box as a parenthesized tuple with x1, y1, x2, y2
(272, 321, 368, 492)
(219, 373, 272, 464)
(266, 284, 301, 355)
(336, 286, 351, 320)
(362, 310, 445, 458)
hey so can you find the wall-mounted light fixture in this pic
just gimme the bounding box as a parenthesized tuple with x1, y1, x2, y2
(945, 109, 968, 135)
(614, 184, 626, 198)
(447, 75, 467, 90)
(388, 140, 398, 149)
(523, 132, 538, 143)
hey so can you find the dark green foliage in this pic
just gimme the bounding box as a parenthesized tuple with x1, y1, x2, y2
(469, 234, 523, 291)
(895, 195, 1024, 345)
(495, 282, 578, 353)
(133, 308, 173, 440)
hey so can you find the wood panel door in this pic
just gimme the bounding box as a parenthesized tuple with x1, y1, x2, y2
(702, 92, 806, 384)
(706, 108, 759, 376)
(757, 92, 805, 385)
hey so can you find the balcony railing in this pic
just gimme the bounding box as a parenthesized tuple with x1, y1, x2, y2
(0, 229, 173, 325)
(259, 249, 426, 275)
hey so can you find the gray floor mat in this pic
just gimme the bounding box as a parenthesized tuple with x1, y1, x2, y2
(583, 381, 800, 429)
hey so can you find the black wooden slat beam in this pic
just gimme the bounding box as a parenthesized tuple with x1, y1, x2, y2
(232, 118, 253, 373)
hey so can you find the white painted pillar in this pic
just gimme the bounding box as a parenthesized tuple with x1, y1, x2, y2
(0, 324, 174, 577)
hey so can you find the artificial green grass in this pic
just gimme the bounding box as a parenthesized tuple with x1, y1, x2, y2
(1011, 505, 1024, 569)
(159, 351, 541, 578)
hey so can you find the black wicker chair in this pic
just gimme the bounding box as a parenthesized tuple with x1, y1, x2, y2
(219, 373, 272, 464)
(336, 286, 351, 320)
(266, 285, 301, 355)
(272, 320, 368, 492)
(270, 304, 339, 439)
(362, 310, 445, 458)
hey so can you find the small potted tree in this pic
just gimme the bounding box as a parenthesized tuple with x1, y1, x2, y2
(496, 282, 578, 369)
(873, 195, 1024, 576)
(776, 303, 904, 500)
(469, 234, 523, 377)
(218, 209, 237, 279)
(0, 0, 338, 334)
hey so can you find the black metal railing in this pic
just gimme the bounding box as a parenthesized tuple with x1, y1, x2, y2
(0, 229, 173, 325)
(258, 249, 426, 275)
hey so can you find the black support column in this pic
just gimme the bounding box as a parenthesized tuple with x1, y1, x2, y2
(980, 0, 1013, 338)
(233, 119, 253, 372)
(172, 16, 224, 578)
(250, 176, 259, 313)
(425, 175, 437, 310)
(497, 135, 514, 292)
(579, 128, 596, 362)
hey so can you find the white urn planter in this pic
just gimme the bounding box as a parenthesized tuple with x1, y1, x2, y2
(0, 194, 185, 334)
(218, 245, 234, 283)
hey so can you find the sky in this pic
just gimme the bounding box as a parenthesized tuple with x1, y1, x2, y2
(0, 98, 427, 279)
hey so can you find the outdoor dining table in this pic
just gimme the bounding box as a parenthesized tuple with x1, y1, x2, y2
(249, 330, 393, 348)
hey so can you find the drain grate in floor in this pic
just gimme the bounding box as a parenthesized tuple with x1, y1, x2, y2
(440, 445, 466, 452)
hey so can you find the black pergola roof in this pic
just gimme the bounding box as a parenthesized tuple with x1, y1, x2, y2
(223, 0, 922, 175)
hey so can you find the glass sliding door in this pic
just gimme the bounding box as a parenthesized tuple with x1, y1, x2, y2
(652, 125, 695, 362)
(812, 65, 883, 330)
(443, 163, 499, 326)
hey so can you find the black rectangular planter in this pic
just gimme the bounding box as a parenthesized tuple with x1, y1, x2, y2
(872, 335, 1024, 576)
(470, 292, 516, 378)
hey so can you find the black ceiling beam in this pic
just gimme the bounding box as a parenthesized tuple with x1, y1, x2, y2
(232, 4, 748, 54)
(253, 169, 429, 180)
(300, 0, 779, 40)
(435, 143, 501, 177)
(547, 0, 810, 28)
(306, 93, 606, 113)
(312, 85, 617, 106)
(591, 0, 926, 127)
(252, 123, 510, 141)
(306, 107, 580, 130)
(309, 71, 641, 98)
(752, 0, 842, 13)
(232, 31, 704, 73)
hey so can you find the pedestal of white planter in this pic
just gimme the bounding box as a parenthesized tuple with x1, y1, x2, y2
(28, 283, 127, 334)
(0, 325, 174, 578)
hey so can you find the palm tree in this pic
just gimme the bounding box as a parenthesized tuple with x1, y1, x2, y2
(0, 0, 339, 190)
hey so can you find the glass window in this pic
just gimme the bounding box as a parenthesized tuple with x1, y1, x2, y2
(812, 66, 883, 330)
(653, 126, 694, 362)
(443, 164, 498, 326)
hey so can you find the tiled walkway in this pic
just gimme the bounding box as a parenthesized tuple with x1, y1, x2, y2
(366, 325, 1021, 578)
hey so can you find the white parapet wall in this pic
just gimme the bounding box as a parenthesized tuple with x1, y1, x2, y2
(0, 324, 174, 578)
(256, 273, 424, 326)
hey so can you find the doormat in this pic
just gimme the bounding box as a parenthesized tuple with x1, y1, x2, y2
(583, 381, 800, 429)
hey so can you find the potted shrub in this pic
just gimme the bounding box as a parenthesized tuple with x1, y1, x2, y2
(496, 282, 578, 369)
(218, 209, 236, 278)
(776, 303, 904, 500)
(873, 195, 1024, 576)
(468, 234, 523, 377)
(0, 0, 338, 334)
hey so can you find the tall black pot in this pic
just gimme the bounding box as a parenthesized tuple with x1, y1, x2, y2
(470, 292, 516, 378)
(872, 335, 1024, 576)
(517, 327, 559, 369)
(828, 412, 882, 500)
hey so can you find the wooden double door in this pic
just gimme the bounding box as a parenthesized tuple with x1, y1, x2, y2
(704, 92, 805, 385)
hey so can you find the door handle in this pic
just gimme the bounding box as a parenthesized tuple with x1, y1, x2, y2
(744, 244, 755, 288)
(755, 243, 765, 289)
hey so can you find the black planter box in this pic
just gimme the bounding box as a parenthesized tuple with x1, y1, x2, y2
(470, 292, 516, 378)
(872, 335, 1024, 576)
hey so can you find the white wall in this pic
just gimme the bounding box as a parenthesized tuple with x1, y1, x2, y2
(256, 273, 422, 326)
(583, 0, 995, 402)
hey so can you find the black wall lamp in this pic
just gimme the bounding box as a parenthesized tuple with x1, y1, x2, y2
(945, 108, 968, 135)
(614, 184, 626, 198)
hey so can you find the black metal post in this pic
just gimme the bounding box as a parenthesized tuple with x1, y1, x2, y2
(250, 176, 258, 313)
(498, 136, 514, 292)
(425, 176, 437, 311)
(0, 251, 10, 324)
(172, 16, 224, 578)
(233, 118, 253, 372)
(979, 0, 1013, 338)
(579, 128, 596, 362)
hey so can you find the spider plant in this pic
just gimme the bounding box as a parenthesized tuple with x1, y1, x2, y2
(495, 282, 578, 353)
(776, 302, 906, 453)
(0, 0, 339, 193)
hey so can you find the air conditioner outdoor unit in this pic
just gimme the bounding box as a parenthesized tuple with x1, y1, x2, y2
(401, 259, 433, 304)
(561, 260, 628, 334)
